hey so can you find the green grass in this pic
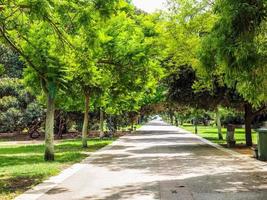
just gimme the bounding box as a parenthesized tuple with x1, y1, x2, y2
(119, 124, 143, 131)
(181, 124, 257, 145)
(0, 138, 114, 200)
(135, 124, 142, 129)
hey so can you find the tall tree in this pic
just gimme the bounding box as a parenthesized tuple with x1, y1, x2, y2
(199, 0, 267, 146)
(0, 0, 120, 159)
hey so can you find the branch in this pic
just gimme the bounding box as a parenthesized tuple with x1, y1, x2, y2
(252, 105, 266, 117)
(0, 4, 30, 11)
(44, 15, 74, 49)
(97, 60, 123, 67)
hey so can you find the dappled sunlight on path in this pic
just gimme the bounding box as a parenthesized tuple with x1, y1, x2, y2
(28, 119, 267, 200)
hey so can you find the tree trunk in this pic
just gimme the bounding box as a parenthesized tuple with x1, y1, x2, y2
(175, 117, 179, 127)
(137, 115, 142, 125)
(244, 104, 253, 147)
(99, 108, 104, 138)
(114, 117, 118, 132)
(194, 119, 198, 134)
(82, 94, 90, 148)
(216, 108, 223, 140)
(131, 122, 134, 131)
(226, 124, 236, 147)
(44, 92, 55, 161)
(170, 112, 174, 125)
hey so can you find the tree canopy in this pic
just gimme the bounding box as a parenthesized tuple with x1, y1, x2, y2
(0, 0, 266, 160)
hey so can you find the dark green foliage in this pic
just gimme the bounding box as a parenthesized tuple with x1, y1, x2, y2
(0, 45, 23, 78)
(166, 66, 226, 110)
(200, 0, 267, 104)
(207, 0, 267, 71)
(0, 45, 44, 133)
(0, 78, 44, 132)
(221, 113, 244, 125)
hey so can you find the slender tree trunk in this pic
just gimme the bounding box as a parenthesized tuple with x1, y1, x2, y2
(140, 115, 144, 124)
(114, 117, 118, 132)
(216, 108, 223, 140)
(245, 104, 253, 147)
(131, 122, 134, 131)
(175, 117, 179, 127)
(194, 119, 198, 134)
(44, 92, 55, 161)
(82, 94, 90, 148)
(99, 108, 104, 138)
(170, 112, 174, 125)
(226, 124, 236, 147)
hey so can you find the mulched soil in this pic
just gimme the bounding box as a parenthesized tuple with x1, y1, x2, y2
(0, 131, 130, 142)
(221, 143, 256, 157)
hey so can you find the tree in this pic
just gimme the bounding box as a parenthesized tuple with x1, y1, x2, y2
(199, 0, 267, 146)
(98, 11, 164, 122)
(160, 0, 227, 136)
(0, 0, 119, 160)
(165, 66, 249, 139)
(66, 2, 132, 147)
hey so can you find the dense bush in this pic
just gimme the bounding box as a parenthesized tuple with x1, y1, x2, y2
(221, 111, 244, 125)
(0, 78, 44, 132)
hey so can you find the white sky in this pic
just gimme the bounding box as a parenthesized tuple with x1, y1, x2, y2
(132, 0, 167, 13)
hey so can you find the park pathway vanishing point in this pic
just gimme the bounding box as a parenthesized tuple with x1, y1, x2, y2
(17, 119, 267, 200)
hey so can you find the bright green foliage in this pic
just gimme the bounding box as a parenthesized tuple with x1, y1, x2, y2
(100, 12, 164, 114)
(0, 0, 126, 158)
(0, 0, 77, 160)
(62, 1, 130, 147)
(162, 0, 216, 72)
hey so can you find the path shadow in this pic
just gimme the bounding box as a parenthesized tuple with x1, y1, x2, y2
(41, 123, 267, 200)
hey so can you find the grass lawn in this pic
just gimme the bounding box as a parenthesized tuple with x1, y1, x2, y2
(181, 124, 257, 145)
(0, 138, 114, 200)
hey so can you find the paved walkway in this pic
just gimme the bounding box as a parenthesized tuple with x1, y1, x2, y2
(18, 120, 267, 200)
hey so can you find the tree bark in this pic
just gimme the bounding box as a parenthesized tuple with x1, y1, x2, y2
(99, 107, 104, 138)
(244, 104, 253, 147)
(171, 113, 174, 125)
(82, 94, 90, 148)
(131, 122, 134, 131)
(44, 92, 55, 161)
(216, 108, 223, 140)
(226, 124, 236, 147)
(175, 116, 179, 127)
(194, 118, 198, 134)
